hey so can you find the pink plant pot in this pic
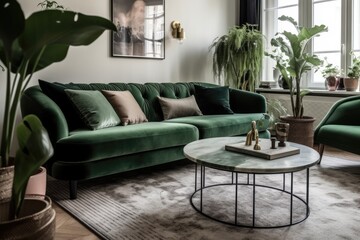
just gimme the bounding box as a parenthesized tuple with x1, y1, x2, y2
(25, 167, 47, 197)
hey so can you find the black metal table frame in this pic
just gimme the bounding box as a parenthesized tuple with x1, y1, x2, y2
(190, 164, 310, 228)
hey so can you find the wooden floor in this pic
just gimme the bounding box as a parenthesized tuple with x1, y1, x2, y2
(53, 146, 359, 240)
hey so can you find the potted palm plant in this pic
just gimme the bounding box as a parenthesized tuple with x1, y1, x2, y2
(265, 16, 328, 147)
(0, 0, 116, 238)
(210, 24, 264, 92)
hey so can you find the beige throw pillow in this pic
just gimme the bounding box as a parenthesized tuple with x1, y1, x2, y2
(158, 95, 203, 120)
(102, 90, 148, 126)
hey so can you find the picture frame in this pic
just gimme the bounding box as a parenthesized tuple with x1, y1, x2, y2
(111, 0, 165, 59)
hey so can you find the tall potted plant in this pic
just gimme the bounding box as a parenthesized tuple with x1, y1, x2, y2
(0, 0, 116, 237)
(265, 16, 328, 147)
(210, 24, 264, 92)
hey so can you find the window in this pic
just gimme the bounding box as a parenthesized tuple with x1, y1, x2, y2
(262, 0, 360, 89)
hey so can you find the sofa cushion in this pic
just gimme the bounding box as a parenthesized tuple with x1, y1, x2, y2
(102, 90, 148, 125)
(158, 95, 202, 120)
(38, 80, 84, 130)
(166, 113, 269, 139)
(65, 89, 120, 130)
(54, 122, 199, 163)
(194, 85, 234, 115)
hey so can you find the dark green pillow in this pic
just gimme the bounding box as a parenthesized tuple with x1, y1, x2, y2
(194, 85, 234, 115)
(38, 80, 84, 130)
(65, 89, 120, 130)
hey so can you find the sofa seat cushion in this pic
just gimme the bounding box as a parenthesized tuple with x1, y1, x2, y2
(165, 113, 269, 139)
(316, 125, 360, 155)
(55, 122, 199, 163)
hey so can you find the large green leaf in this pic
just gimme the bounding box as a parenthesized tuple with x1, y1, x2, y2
(4, 9, 117, 74)
(12, 115, 54, 218)
(0, 0, 24, 62)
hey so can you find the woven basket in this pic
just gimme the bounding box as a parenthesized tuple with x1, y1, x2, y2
(0, 165, 14, 203)
(0, 195, 56, 240)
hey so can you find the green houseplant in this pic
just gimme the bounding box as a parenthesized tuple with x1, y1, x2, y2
(344, 52, 360, 91)
(210, 25, 264, 92)
(0, 0, 116, 236)
(265, 16, 328, 146)
(0, 0, 116, 168)
(321, 58, 340, 91)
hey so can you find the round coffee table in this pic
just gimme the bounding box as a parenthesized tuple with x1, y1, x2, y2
(183, 137, 320, 228)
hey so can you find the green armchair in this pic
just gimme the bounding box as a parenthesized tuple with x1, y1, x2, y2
(314, 95, 360, 164)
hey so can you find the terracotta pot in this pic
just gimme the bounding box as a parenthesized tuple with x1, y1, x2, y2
(25, 167, 47, 196)
(0, 196, 56, 239)
(343, 77, 359, 91)
(0, 165, 14, 203)
(280, 116, 316, 147)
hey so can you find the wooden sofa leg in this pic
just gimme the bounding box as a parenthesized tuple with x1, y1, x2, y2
(318, 144, 325, 164)
(69, 180, 77, 200)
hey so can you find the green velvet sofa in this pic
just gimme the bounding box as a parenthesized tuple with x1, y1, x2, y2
(314, 95, 360, 164)
(21, 82, 270, 199)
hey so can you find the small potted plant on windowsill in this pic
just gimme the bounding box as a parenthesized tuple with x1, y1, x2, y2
(321, 58, 340, 91)
(344, 52, 360, 91)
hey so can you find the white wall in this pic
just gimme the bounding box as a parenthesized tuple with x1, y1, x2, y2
(0, 0, 237, 153)
(15, 0, 237, 84)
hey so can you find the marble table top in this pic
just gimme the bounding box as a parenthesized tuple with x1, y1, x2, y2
(183, 137, 320, 174)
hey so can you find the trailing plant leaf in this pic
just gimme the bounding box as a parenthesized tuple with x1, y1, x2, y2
(210, 25, 264, 92)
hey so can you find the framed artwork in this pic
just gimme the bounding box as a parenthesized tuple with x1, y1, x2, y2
(111, 0, 165, 59)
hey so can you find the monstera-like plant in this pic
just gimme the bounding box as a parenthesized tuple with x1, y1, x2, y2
(0, 0, 116, 227)
(0, 0, 117, 168)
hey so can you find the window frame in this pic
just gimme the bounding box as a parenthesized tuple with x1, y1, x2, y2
(261, 0, 358, 89)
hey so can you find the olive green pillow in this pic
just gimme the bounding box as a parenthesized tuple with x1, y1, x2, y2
(158, 95, 203, 120)
(65, 89, 120, 130)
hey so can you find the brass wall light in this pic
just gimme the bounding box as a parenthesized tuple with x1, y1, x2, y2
(171, 21, 185, 42)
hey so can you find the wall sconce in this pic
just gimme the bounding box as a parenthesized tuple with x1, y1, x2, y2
(171, 21, 185, 42)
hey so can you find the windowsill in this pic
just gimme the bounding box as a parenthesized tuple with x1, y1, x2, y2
(256, 88, 360, 97)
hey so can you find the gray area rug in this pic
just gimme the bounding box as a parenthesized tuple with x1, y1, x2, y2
(47, 156, 360, 240)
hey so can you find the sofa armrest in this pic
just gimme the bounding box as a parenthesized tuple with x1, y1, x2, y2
(20, 86, 69, 146)
(229, 88, 267, 113)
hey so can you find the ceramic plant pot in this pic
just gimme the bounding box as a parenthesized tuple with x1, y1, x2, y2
(0, 196, 56, 240)
(325, 76, 338, 91)
(280, 116, 316, 147)
(25, 166, 47, 197)
(344, 77, 359, 91)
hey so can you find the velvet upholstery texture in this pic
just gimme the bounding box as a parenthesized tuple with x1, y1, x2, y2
(21, 82, 269, 194)
(65, 89, 120, 130)
(158, 95, 202, 120)
(166, 113, 269, 139)
(55, 122, 198, 163)
(102, 90, 148, 125)
(39, 80, 84, 130)
(314, 95, 360, 156)
(194, 85, 234, 115)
